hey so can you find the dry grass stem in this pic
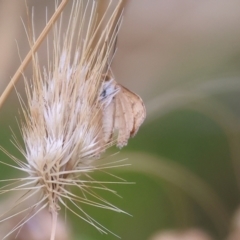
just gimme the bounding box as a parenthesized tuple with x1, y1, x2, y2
(0, 0, 69, 110)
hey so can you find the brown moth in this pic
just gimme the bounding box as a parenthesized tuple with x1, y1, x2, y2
(99, 74, 146, 148)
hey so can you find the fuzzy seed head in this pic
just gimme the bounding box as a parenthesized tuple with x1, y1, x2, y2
(0, 0, 145, 238)
(20, 0, 122, 213)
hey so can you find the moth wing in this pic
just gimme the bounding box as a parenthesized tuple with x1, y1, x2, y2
(102, 99, 115, 144)
(114, 91, 130, 148)
(120, 85, 146, 137)
(100, 77, 146, 148)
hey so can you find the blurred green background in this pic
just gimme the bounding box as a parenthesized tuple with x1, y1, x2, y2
(1, 0, 240, 239)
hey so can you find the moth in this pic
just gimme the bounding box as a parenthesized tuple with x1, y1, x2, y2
(99, 74, 146, 148)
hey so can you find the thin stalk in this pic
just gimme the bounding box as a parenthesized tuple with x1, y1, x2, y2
(0, 0, 69, 109)
(50, 210, 58, 240)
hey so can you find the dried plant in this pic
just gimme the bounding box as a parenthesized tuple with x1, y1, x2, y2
(0, 0, 145, 239)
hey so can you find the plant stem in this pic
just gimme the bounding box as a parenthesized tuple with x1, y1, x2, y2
(50, 210, 58, 240)
(0, 0, 69, 110)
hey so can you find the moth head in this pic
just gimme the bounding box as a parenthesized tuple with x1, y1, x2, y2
(99, 75, 120, 107)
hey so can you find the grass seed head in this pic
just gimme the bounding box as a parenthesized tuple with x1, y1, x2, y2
(0, 0, 145, 238)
